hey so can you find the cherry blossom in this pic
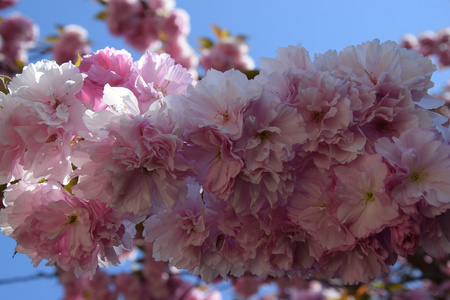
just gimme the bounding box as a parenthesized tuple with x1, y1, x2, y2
(77, 47, 135, 111)
(1, 39, 450, 288)
(132, 51, 193, 112)
(0, 59, 87, 183)
(0, 182, 132, 277)
(331, 153, 400, 239)
(375, 128, 450, 210)
(51, 24, 91, 65)
(0, 13, 38, 76)
(74, 103, 192, 215)
(0, 0, 17, 10)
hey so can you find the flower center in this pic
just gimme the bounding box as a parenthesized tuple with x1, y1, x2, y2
(410, 169, 426, 183)
(312, 111, 324, 122)
(65, 214, 78, 225)
(376, 120, 390, 132)
(258, 131, 270, 140)
(216, 111, 229, 121)
(365, 191, 375, 203)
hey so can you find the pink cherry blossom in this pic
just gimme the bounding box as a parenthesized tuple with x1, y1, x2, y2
(105, 0, 143, 37)
(163, 36, 199, 76)
(132, 51, 193, 113)
(257, 45, 315, 82)
(287, 168, 355, 252)
(142, 243, 172, 299)
(255, 46, 316, 109)
(375, 128, 450, 210)
(147, 0, 175, 15)
(335, 39, 436, 102)
(401, 28, 450, 68)
(261, 210, 312, 277)
(0, 13, 38, 76)
(418, 31, 438, 57)
(0, 0, 17, 10)
(77, 47, 135, 111)
(0, 101, 72, 183)
(228, 91, 306, 214)
(181, 69, 262, 140)
(233, 276, 263, 299)
(237, 91, 306, 176)
(436, 28, 450, 67)
(390, 217, 420, 256)
(0, 60, 87, 183)
(0, 93, 28, 183)
(358, 85, 423, 148)
(75, 104, 191, 215)
(320, 232, 397, 285)
(400, 33, 420, 51)
(331, 153, 399, 239)
(294, 71, 366, 168)
(9, 59, 86, 126)
(420, 211, 450, 258)
(52, 24, 91, 65)
(163, 8, 190, 38)
(200, 36, 255, 72)
(183, 127, 243, 199)
(256, 46, 370, 169)
(59, 268, 117, 300)
(144, 192, 211, 276)
(124, 15, 162, 52)
(0, 38, 449, 288)
(115, 272, 149, 300)
(0, 182, 131, 276)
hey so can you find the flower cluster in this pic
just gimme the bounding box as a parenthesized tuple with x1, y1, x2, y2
(0, 181, 131, 276)
(199, 25, 255, 73)
(1, 40, 450, 286)
(58, 244, 222, 300)
(0, 0, 17, 10)
(0, 12, 38, 76)
(48, 24, 91, 65)
(100, 0, 198, 73)
(401, 27, 450, 67)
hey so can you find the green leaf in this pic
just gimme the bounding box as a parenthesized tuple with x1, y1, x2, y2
(61, 176, 78, 195)
(0, 75, 11, 94)
(241, 69, 260, 80)
(198, 37, 214, 49)
(389, 283, 403, 292)
(212, 24, 230, 40)
(212, 24, 222, 38)
(96, 10, 108, 20)
(45, 35, 59, 42)
(221, 30, 230, 39)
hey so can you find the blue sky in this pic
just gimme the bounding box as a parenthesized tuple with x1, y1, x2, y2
(1, 0, 450, 299)
(3, 0, 450, 90)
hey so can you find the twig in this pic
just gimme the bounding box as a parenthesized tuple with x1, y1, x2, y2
(0, 272, 57, 285)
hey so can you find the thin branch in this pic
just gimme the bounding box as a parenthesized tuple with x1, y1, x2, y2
(0, 272, 57, 285)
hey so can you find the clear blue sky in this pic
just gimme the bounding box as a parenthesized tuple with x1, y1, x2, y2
(1, 1, 450, 299)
